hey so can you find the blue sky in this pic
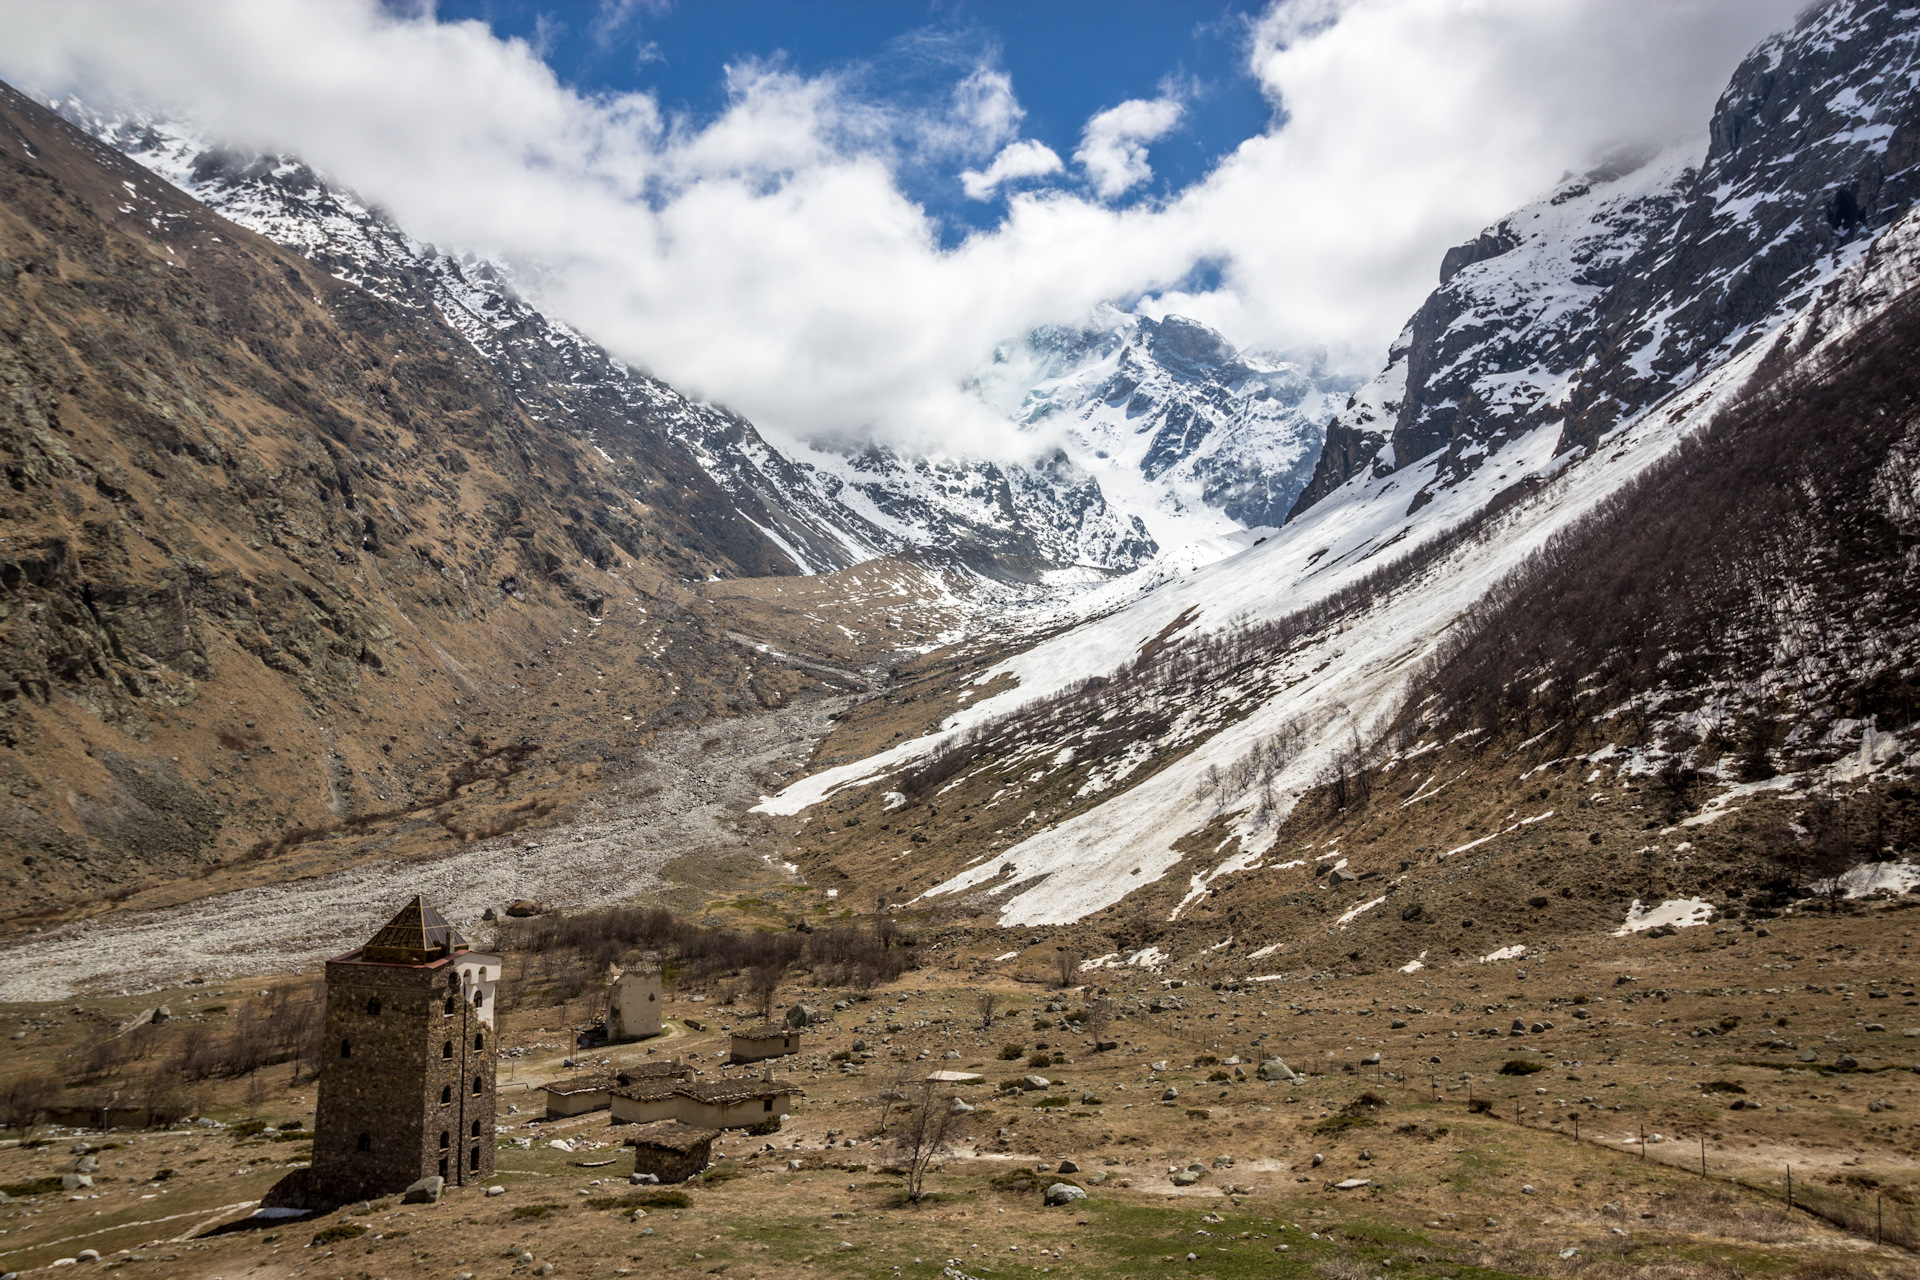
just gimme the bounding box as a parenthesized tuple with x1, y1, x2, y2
(6, 0, 1803, 449)
(431, 0, 1274, 238)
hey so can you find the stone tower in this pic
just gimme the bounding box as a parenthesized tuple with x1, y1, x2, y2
(310, 897, 501, 1200)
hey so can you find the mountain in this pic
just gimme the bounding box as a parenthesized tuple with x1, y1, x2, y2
(765, 0, 1920, 970)
(984, 309, 1356, 543)
(1291, 0, 1920, 521)
(60, 106, 1159, 580)
(0, 81, 926, 915)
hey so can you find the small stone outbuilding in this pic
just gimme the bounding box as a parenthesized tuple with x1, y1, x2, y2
(729, 1023, 802, 1064)
(625, 1120, 718, 1184)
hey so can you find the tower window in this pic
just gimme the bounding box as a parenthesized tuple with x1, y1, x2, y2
(438, 1156, 448, 1179)
(471, 1119, 483, 1138)
(764, 1098, 774, 1112)
(474, 1032, 485, 1051)
(439, 1130, 450, 1150)
(648, 992, 655, 1002)
(340, 1039, 352, 1059)
(474, 990, 485, 1008)
(441, 1085, 452, 1104)
(448, 973, 460, 991)
(444, 998, 455, 1015)
(365, 997, 381, 1016)
(356, 1132, 371, 1153)
(442, 1041, 453, 1059)
(472, 1076, 484, 1095)
(469, 1146, 480, 1171)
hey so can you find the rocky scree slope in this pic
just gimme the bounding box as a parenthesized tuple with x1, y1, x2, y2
(1291, 0, 1920, 522)
(0, 83, 855, 914)
(64, 106, 1157, 581)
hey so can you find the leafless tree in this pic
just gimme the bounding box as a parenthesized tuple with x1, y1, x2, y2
(874, 1064, 917, 1134)
(1054, 948, 1078, 989)
(975, 990, 1000, 1031)
(888, 1079, 967, 1202)
(748, 966, 782, 1022)
(1084, 997, 1113, 1041)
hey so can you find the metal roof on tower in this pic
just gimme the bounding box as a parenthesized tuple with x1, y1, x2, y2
(359, 895, 468, 964)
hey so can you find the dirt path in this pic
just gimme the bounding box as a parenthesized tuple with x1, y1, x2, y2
(0, 701, 843, 1001)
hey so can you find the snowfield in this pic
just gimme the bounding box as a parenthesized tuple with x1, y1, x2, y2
(757, 203, 1919, 928)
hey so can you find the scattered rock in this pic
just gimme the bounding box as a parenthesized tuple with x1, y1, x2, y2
(1333, 1178, 1371, 1190)
(1045, 1183, 1088, 1205)
(1170, 1170, 1203, 1186)
(1022, 1075, 1051, 1091)
(1161, 1087, 1179, 1101)
(1257, 1058, 1297, 1082)
(486, 1185, 506, 1197)
(1058, 1160, 1079, 1174)
(1310, 1153, 1324, 1167)
(61, 1175, 92, 1191)
(786, 1005, 822, 1027)
(75, 1251, 99, 1263)
(403, 1175, 444, 1204)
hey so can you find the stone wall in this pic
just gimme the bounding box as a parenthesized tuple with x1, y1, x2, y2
(310, 952, 498, 1202)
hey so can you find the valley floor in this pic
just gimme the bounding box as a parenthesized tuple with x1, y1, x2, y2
(6, 904, 1920, 1279)
(0, 699, 843, 1003)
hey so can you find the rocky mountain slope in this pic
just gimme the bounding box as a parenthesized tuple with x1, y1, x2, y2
(0, 81, 946, 917)
(1291, 0, 1920, 521)
(763, 0, 1920, 973)
(986, 308, 1356, 542)
(61, 106, 1160, 581)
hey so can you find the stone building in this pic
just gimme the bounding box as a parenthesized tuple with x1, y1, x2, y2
(608, 1075, 799, 1131)
(540, 1060, 689, 1119)
(625, 1119, 717, 1184)
(307, 897, 500, 1201)
(606, 961, 663, 1041)
(729, 1023, 801, 1064)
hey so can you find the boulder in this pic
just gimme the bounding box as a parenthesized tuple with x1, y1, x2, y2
(1021, 1075, 1051, 1091)
(1045, 1183, 1088, 1205)
(1170, 1169, 1203, 1186)
(76, 1251, 100, 1263)
(1257, 1058, 1298, 1082)
(486, 1185, 506, 1197)
(1161, 1087, 1179, 1101)
(786, 1005, 821, 1028)
(1058, 1160, 1080, 1174)
(403, 1175, 444, 1204)
(505, 900, 547, 918)
(1333, 1178, 1371, 1190)
(1329, 867, 1358, 885)
(481, 907, 499, 922)
(61, 1174, 92, 1191)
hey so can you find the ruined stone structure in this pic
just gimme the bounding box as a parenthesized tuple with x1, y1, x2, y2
(308, 897, 501, 1201)
(606, 961, 663, 1041)
(626, 1119, 717, 1184)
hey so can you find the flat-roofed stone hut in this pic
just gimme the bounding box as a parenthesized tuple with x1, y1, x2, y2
(609, 1076, 800, 1132)
(729, 1023, 802, 1064)
(540, 1060, 689, 1119)
(625, 1119, 718, 1184)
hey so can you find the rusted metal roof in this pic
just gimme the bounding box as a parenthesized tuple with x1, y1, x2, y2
(360, 895, 467, 964)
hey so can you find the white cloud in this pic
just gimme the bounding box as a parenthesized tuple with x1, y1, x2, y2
(961, 138, 1064, 200)
(1075, 95, 1183, 199)
(0, 0, 1805, 458)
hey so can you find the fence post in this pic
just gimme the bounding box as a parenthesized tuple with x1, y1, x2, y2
(1877, 1193, 1883, 1246)
(1574, 1115, 1579, 1144)
(1786, 1163, 1792, 1213)
(1700, 1134, 1706, 1178)
(1640, 1125, 1646, 1161)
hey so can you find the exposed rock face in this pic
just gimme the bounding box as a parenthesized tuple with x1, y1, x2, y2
(1291, 0, 1920, 518)
(64, 107, 1158, 579)
(0, 83, 840, 909)
(1004, 310, 1357, 536)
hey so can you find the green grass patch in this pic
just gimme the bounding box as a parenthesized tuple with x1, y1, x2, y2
(0, 1176, 64, 1197)
(1313, 1113, 1376, 1135)
(701, 1163, 746, 1185)
(229, 1118, 270, 1137)
(1700, 1080, 1747, 1093)
(998, 1044, 1024, 1060)
(512, 1203, 565, 1220)
(1498, 1059, 1547, 1076)
(309, 1223, 369, 1247)
(1033, 1095, 1069, 1109)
